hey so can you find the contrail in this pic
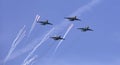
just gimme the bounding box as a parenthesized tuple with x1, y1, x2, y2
(8, 35, 44, 61)
(28, 15, 40, 37)
(7, 15, 41, 61)
(30, 60, 37, 65)
(14, 30, 26, 46)
(8, 39, 37, 61)
(12, 25, 26, 46)
(4, 25, 26, 63)
(23, 55, 38, 65)
(54, 24, 73, 53)
(22, 28, 55, 65)
(71, 0, 101, 16)
(54, 0, 101, 53)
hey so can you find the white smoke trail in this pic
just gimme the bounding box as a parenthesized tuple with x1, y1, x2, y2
(4, 25, 26, 63)
(28, 15, 40, 36)
(7, 15, 44, 61)
(8, 39, 37, 61)
(22, 28, 55, 65)
(12, 25, 26, 47)
(14, 30, 26, 46)
(7, 15, 41, 61)
(23, 55, 38, 65)
(54, 24, 73, 53)
(30, 60, 37, 65)
(71, 0, 101, 16)
(36, 15, 40, 21)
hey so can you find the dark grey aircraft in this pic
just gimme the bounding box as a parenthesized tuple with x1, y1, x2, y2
(77, 26, 93, 32)
(37, 20, 53, 25)
(50, 35, 65, 40)
(64, 16, 81, 21)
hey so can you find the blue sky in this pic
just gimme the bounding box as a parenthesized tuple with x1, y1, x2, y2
(1, 0, 120, 65)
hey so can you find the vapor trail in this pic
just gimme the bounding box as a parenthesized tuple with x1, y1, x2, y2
(22, 28, 55, 65)
(8, 39, 37, 61)
(14, 30, 26, 46)
(7, 15, 40, 61)
(54, 24, 73, 53)
(71, 0, 100, 16)
(30, 60, 36, 65)
(23, 55, 37, 65)
(28, 15, 40, 36)
(4, 25, 26, 63)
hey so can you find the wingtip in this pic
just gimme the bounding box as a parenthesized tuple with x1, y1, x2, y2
(63, 38, 65, 40)
(91, 30, 94, 31)
(64, 17, 67, 19)
(77, 28, 81, 29)
(78, 19, 81, 21)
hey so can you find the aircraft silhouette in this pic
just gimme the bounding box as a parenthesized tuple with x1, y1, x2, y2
(64, 16, 81, 21)
(77, 26, 93, 32)
(37, 20, 53, 25)
(50, 35, 65, 40)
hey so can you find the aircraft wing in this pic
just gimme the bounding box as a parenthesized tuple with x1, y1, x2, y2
(48, 23, 53, 25)
(64, 17, 72, 19)
(50, 37, 56, 39)
(50, 37, 58, 40)
(77, 28, 87, 32)
(77, 28, 84, 29)
(88, 29, 93, 31)
(37, 21, 44, 23)
(76, 19, 81, 21)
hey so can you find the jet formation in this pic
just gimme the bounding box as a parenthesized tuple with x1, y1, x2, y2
(36, 16, 93, 40)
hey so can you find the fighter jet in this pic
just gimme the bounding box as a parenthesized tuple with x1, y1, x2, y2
(64, 16, 81, 21)
(77, 26, 93, 32)
(37, 20, 53, 25)
(50, 35, 65, 40)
